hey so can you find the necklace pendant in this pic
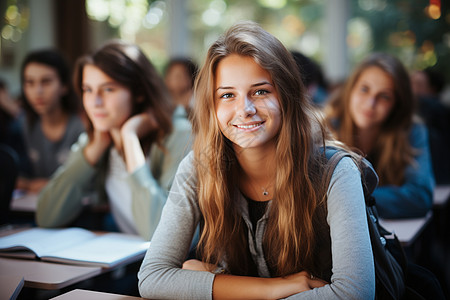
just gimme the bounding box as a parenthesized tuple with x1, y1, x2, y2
(263, 190, 269, 196)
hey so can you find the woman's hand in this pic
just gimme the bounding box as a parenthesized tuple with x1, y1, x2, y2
(182, 259, 213, 272)
(121, 111, 158, 140)
(83, 130, 112, 166)
(212, 270, 327, 300)
(121, 111, 159, 173)
(276, 271, 327, 295)
(15, 177, 49, 194)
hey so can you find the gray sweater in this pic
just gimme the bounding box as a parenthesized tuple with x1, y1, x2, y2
(138, 152, 375, 299)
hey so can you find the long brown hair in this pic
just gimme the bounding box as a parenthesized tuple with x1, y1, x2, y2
(325, 53, 415, 185)
(73, 40, 174, 149)
(192, 21, 332, 276)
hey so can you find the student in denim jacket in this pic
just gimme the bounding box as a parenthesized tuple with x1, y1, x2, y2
(324, 53, 434, 219)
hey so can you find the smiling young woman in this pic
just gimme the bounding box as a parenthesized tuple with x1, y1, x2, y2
(138, 21, 375, 300)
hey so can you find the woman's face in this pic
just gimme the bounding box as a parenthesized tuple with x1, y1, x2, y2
(214, 54, 281, 150)
(23, 62, 67, 116)
(165, 63, 191, 96)
(82, 64, 133, 132)
(349, 66, 396, 131)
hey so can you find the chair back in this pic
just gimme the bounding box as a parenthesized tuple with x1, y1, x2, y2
(0, 144, 19, 225)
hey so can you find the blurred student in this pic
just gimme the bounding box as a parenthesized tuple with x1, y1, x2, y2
(0, 78, 29, 175)
(17, 49, 85, 193)
(291, 51, 328, 107)
(36, 40, 192, 240)
(411, 68, 450, 184)
(138, 21, 374, 299)
(325, 53, 434, 219)
(0, 79, 26, 224)
(164, 57, 198, 117)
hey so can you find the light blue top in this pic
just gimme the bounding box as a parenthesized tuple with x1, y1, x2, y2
(374, 123, 435, 219)
(138, 152, 375, 299)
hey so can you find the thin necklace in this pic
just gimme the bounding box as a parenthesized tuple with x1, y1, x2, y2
(241, 176, 273, 199)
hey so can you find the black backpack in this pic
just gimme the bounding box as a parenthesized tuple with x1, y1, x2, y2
(324, 148, 444, 300)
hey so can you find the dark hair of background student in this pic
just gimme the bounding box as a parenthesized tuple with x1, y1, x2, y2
(20, 49, 80, 127)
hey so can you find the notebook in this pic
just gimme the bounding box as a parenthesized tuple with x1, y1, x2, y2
(0, 227, 150, 268)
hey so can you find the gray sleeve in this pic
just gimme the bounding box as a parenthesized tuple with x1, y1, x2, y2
(138, 152, 215, 300)
(36, 133, 98, 227)
(128, 118, 192, 240)
(287, 157, 375, 299)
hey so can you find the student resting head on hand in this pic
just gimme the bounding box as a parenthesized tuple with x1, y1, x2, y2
(36, 40, 192, 239)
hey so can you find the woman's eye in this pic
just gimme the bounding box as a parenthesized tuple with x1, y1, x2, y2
(41, 78, 53, 85)
(379, 94, 393, 102)
(220, 93, 234, 99)
(360, 86, 369, 93)
(103, 87, 114, 93)
(254, 89, 268, 96)
(81, 87, 91, 94)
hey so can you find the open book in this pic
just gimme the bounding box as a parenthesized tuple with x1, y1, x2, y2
(0, 227, 150, 268)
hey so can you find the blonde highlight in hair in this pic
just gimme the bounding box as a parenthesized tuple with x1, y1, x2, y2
(192, 21, 329, 276)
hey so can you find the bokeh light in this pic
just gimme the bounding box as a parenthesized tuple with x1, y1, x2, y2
(1, 2, 28, 43)
(258, 0, 287, 9)
(426, 4, 441, 19)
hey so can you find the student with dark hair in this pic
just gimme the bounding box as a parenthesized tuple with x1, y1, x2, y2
(17, 49, 85, 193)
(325, 53, 434, 218)
(291, 51, 328, 107)
(36, 40, 192, 239)
(138, 21, 374, 299)
(164, 57, 198, 117)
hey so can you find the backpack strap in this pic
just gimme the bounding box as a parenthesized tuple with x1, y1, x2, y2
(323, 147, 378, 207)
(323, 147, 407, 299)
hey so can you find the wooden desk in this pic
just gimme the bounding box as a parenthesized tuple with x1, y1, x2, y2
(0, 258, 101, 290)
(379, 211, 432, 247)
(0, 274, 24, 300)
(50, 289, 144, 300)
(433, 184, 450, 208)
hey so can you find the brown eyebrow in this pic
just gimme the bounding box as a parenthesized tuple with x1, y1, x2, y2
(215, 81, 273, 92)
(82, 81, 119, 88)
(251, 81, 272, 88)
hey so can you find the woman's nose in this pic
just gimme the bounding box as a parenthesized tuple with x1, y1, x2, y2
(238, 96, 256, 117)
(94, 95, 103, 107)
(367, 96, 377, 108)
(36, 83, 44, 94)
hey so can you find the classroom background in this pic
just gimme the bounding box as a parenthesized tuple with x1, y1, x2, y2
(0, 0, 449, 97)
(0, 0, 449, 299)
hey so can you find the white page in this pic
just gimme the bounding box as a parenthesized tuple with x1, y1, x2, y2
(43, 233, 150, 267)
(0, 228, 95, 257)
